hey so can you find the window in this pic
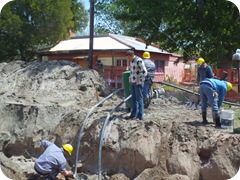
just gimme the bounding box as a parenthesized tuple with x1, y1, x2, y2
(116, 59, 128, 66)
(122, 59, 127, 66)
(117, 60, 121, 66)
(155, 60, 165, 73)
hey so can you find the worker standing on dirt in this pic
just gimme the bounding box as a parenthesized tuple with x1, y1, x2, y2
(194, 58, 215, 109)
(125, 50, 147, 120)
(199, 78, 232, 127)
(34, 140, 74, 180)
(142, 51, 156, 108)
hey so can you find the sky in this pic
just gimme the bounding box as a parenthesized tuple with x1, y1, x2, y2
(79, 0, 90, 35)
(81, 0, 90, 10)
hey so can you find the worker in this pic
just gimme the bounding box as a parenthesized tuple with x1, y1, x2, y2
(199, 78, 232, 127)
(34, 140, 74, 180)
(125, 50, 147, 120)
(194, 58, 215, 109)
(142, 51, 156, 108)
(196, 58, 214, 85)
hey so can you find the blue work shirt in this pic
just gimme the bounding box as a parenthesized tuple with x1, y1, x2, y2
(143, 58, 156, 79)
(35, 140, 67, 174)
(197, 65, 214, 84)
(204, 78, 228, 107)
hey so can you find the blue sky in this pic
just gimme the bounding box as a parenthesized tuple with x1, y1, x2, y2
(78, 0, 90, 35)
(80, 0, 90, 10)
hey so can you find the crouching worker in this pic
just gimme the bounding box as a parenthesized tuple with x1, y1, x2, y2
(34, 140, 73, 180)
(199, 78, 232, 128)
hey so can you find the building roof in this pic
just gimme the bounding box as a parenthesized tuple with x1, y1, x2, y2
(49, 34, 170, 54)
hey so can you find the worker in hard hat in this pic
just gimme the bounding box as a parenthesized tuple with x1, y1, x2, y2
(196, 58, 214, 85)
(194, 58, 215, 109)
(34, 140, 73, 179)
(199, 78, 232, 127)
(142, 51, 156, 108)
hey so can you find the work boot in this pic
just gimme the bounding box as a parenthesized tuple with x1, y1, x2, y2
(202, 112, 208, 125)
(213, 113, 221, 128)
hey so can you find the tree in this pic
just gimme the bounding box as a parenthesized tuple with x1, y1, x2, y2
(95, 0, 240, 68)
(94, 0, 132, 34)
(0, 0, 88, 62)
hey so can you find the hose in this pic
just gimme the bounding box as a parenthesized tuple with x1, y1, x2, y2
(74, 88, 123, 175)
(98, 94, 132, 180)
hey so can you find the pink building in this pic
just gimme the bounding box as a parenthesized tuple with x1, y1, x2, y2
(38, 34, 196, 87)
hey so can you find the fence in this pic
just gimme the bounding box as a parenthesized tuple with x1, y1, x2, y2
(213, 69, 238, 84)
(97, 66, 239, 89)
(102, 66, 128, 88)
(99, 66, 166, 88)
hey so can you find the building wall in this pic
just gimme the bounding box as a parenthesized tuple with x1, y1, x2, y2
(43, 50, 196, 87)
(165, 61, 185, 83)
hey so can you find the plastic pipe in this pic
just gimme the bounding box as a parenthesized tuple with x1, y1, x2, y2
(156, 81, 240, 107)
(74, 88, 123, 175)
(98, 94, 132, 180)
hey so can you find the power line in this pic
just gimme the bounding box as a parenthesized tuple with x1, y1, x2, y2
(129, 0, 194, 60)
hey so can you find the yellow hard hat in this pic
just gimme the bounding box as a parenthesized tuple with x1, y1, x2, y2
(143, 51, 150, 59)
(63, 144, 73, 155)
(226, 82, 232, 91)
(197, 58, 205, 65)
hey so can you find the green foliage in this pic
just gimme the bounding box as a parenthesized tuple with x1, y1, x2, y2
(0, 0, 88, 62)
(71, 0, 88, 33)
(95, 0, 129, 34)
(95, 0, 240, 68)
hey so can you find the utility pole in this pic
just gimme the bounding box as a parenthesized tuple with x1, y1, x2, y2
(88, 0, 94, 69)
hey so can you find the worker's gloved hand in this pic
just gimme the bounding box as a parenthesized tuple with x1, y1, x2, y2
(66, 170, 73, 177)
(213, 91, 218, 98)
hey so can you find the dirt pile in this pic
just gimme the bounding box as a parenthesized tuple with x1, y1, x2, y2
(0, 60, 240, 180)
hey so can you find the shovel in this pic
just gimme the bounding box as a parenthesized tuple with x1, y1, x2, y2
(186, 83, 197, 109)
(192, 83, 200, 110)
(73, 172, 88, 180)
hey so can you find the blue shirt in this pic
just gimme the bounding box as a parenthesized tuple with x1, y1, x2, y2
(35, 140, 67, 173)
(204, 78, 228, 107)
(197, 65, 214, 84)
(143, 58, 156, 79)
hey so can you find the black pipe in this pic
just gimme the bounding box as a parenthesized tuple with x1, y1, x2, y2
(155, 81, 240, 107)
(74, 88, 123, 175)
(156, 81, 198, 94)
(98, 94, 132, 180)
